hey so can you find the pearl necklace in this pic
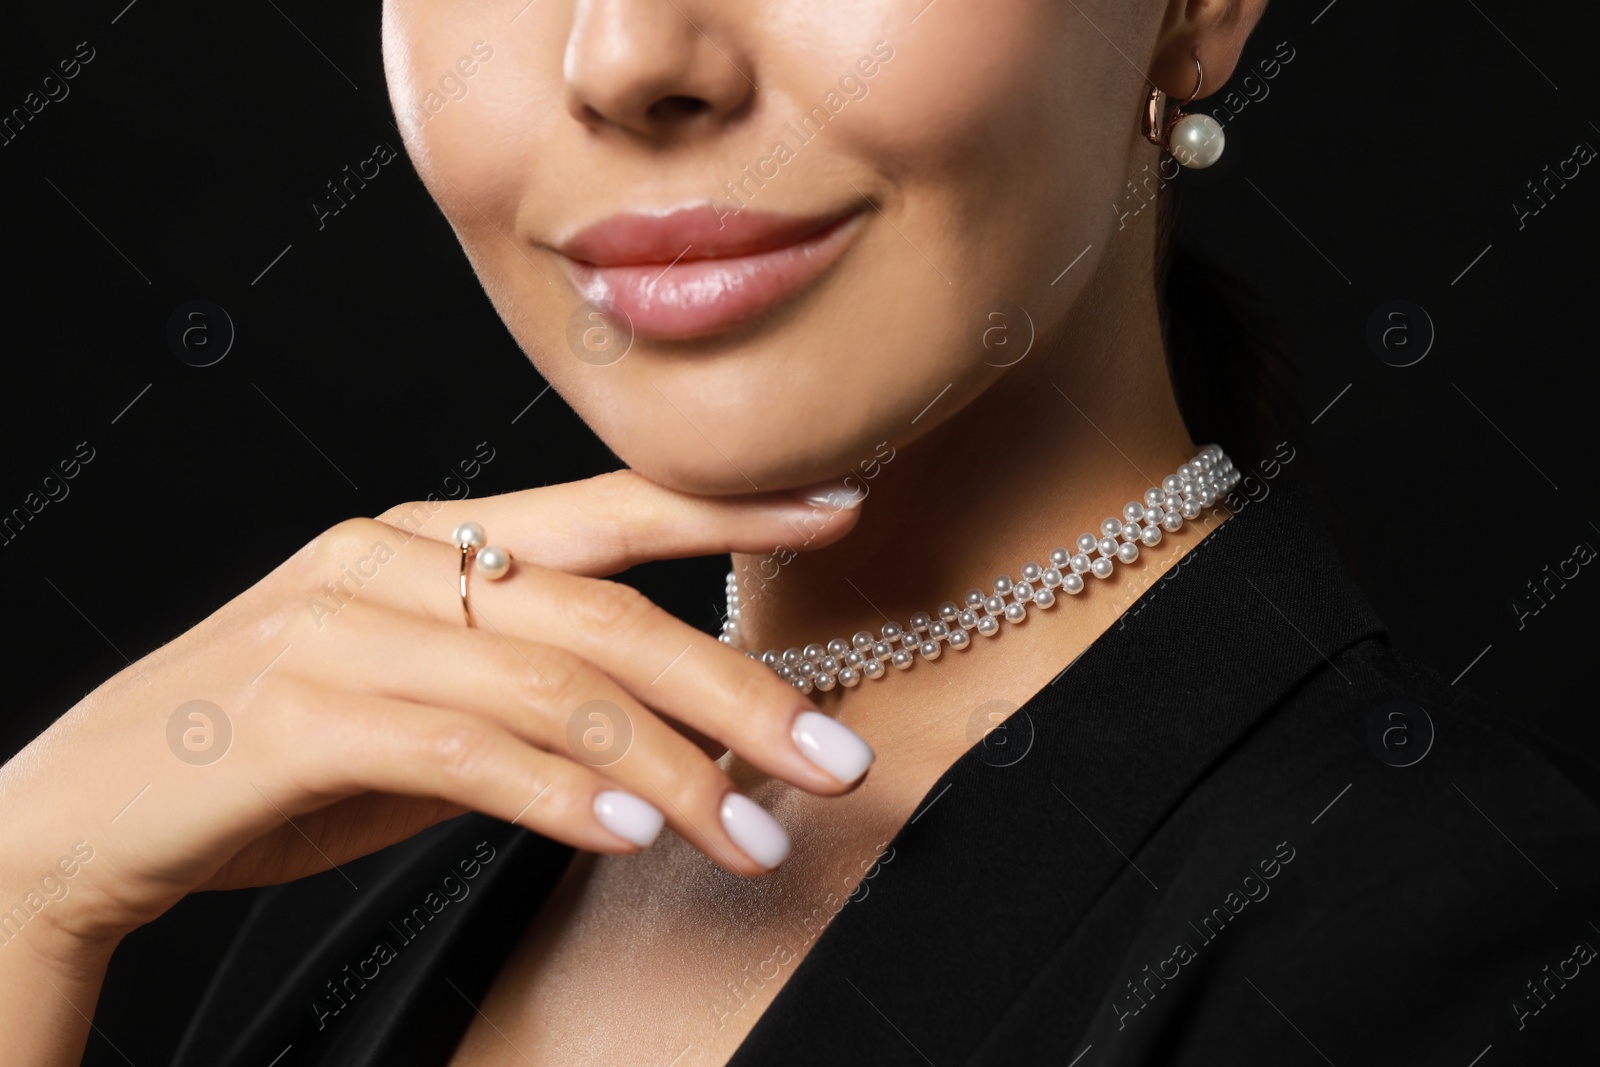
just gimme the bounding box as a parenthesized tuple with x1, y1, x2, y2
(720, 444, 1239, 695)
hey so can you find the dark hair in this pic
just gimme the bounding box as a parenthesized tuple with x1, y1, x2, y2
(1154, 172, 1296, 466)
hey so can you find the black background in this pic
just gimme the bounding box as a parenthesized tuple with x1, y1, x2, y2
(2, 1, 1597, 1062)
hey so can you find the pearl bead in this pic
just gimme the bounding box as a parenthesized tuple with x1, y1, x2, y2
(453, 522, 486, 549)
(728, 447, 1234, 693)
(1170, 113, 1225, 169)
(476, 545, 511, 579)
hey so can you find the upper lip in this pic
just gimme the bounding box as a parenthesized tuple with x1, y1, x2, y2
(556, 204, 862, 267)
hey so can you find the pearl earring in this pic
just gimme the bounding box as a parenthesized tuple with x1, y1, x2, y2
(1143, 51, 1225, 170)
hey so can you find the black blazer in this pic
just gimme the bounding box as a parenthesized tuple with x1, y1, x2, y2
(168, 479, 1600, 1065)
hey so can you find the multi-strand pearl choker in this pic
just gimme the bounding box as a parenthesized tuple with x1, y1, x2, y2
(720, 444, 1239, 695)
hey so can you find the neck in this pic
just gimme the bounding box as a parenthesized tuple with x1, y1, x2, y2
(731, 234, 1201, 666)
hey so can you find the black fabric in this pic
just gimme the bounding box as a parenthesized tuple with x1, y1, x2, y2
(171, 478, 1600, 1065)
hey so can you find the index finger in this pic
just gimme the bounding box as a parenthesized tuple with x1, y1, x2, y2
(376, 469, 864, 576)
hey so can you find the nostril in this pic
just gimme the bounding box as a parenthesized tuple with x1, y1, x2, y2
(648, 95, 712, 123)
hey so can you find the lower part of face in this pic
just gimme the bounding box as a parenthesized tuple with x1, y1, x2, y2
(383, 0, 1154, 493)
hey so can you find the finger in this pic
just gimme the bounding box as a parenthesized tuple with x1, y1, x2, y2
(309, 532, 874, 797)
(291, 603, 795, 874)
(373, 468, 865, 576)
(271, 681, 670, 856)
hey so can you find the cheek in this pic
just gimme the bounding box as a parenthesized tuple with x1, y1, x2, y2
(385, 4, 560, 215)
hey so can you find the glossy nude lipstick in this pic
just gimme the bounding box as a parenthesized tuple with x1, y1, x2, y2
(557, 205, 864, 340)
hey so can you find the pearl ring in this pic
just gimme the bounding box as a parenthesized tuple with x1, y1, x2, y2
(453, 521, 512, 628)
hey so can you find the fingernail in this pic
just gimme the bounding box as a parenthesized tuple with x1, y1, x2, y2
(720, 792, 791, 869)
(792, 478, 866, 511)
(593, 790, 664, 848)
(792, 709, 875, 784)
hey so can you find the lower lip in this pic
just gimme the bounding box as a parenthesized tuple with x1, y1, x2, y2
(565, 214, 864, 340)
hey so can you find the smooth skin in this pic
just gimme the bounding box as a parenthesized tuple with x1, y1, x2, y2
(0, 0, 1267, 1064)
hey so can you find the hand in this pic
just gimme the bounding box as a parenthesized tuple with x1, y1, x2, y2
(0, 472, 870, 966)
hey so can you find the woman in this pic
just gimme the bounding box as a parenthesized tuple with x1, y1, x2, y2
(4, 1, 1598, 1063)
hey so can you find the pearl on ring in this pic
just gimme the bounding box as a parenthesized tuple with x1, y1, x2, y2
(477, 544, 511, 580)
(453, 522, 487, 550)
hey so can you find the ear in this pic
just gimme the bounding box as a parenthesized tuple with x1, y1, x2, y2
(1149, 0, 1273, 102)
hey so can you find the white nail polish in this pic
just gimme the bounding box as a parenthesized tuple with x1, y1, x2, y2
(796, 478, 865, 511)
(792, 710, 875, 784)
(720, 792, 791, 869)
(593, 790, 664, 848)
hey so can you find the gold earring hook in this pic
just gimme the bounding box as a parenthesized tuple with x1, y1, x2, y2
(1141, 50, 1205, 148)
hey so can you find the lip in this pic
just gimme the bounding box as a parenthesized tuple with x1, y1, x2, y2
(556, 205, 865, 340)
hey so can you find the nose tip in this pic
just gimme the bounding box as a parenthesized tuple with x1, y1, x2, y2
(563, 1, 754, 139)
